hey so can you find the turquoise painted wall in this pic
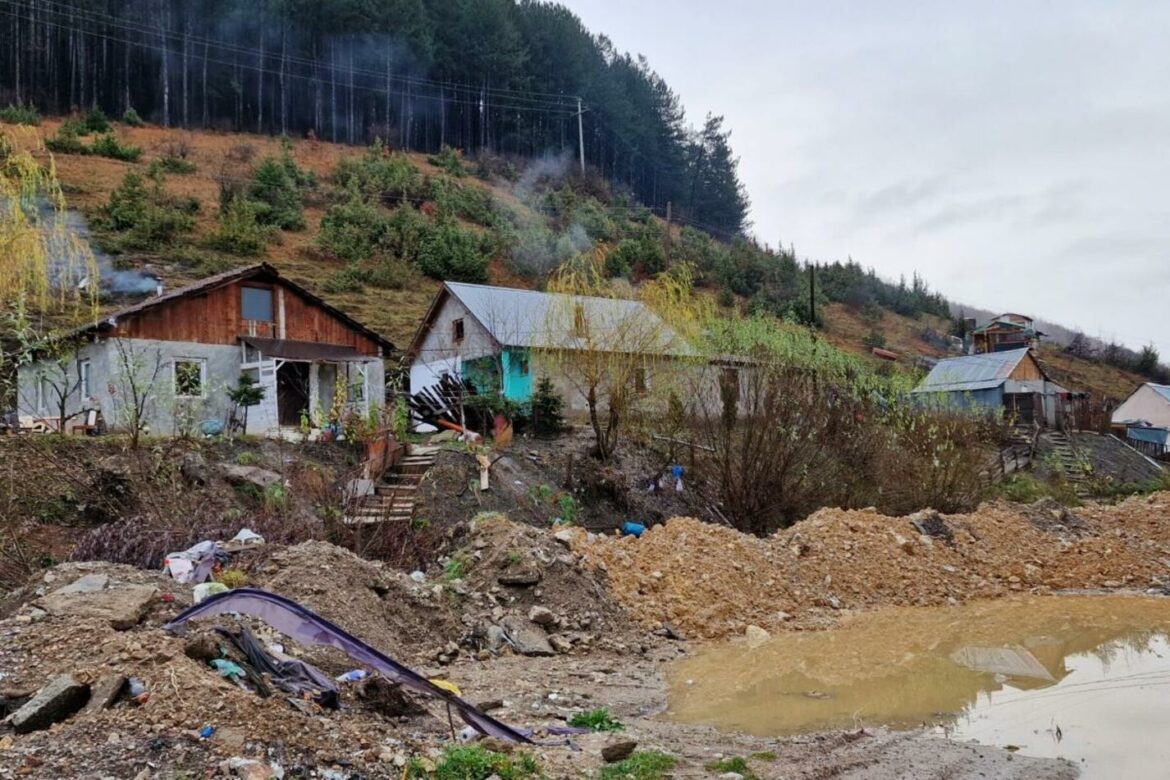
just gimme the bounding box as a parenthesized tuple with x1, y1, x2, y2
(501, 348, 534, 402)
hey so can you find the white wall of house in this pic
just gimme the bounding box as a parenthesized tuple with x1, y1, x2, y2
(1113, 385, 1170, 428)
(409, 295, 497, 397)
(18, 338, 386, 436)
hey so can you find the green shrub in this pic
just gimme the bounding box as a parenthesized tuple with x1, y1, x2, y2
(334, 139, 425, 201)
(430, 176, 496, 226)
(416, 218, 491, 283)
(155, 156, 197, 174)
(607, 236, 665, 277)
(210, 196, 271, 256)
(99, 171, 194, 247)
(598, 751, 676, 780)
(91, 132, 142, 162)
(45, 125, 88, 155)
(250, 153, 306, 230)
(530, 376, 565, 436)
(367, 257, 417, 290)
(862, 329, 887, 350)
(568, 707, 623, 732)
(82, 108, 111, 134)
(323, 264, 369, 294)
(0, 103, 40, 126)
(405, 745, 541, 780)
(318, 194, 389, 262)
(428, 145, 466, 177)
(121, 107, 145, 127)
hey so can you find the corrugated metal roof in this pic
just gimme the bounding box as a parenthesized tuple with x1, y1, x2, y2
(912, 348, 1031, 393)
(445, 282, 687, 355)
(1149, 384, 1170, 402)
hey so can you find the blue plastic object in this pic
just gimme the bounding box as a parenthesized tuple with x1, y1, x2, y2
(199, 725, 216, 739)
(621, 521, 645, 538)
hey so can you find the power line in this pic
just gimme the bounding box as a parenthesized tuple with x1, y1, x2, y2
(0, 5, 579, 118)
(0, 0, 583, 109)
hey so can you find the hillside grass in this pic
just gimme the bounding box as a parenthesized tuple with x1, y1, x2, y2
(24, 118, 1150, 399)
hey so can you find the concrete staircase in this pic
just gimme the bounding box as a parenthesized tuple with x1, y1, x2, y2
(345, 445, 440, 525)
(1043, 431, 1092, 496)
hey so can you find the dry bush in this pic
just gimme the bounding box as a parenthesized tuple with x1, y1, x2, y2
(160, 135, 194, 160)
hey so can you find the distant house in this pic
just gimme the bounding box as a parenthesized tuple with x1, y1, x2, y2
(16, 264, 392, 436)
(407, 282, 687, 416)
(912, 347, 1071, 427)
(1111, 384, 1170, 455)
(971, 313, 1044, 354)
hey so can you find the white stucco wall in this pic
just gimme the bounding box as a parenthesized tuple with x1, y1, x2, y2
(1113, 385, 1170, 427)
(409, 295, 497, 396)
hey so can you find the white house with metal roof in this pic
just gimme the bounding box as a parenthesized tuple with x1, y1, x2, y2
(912, 348, 1070, 427)
(406, 282, 687, 415)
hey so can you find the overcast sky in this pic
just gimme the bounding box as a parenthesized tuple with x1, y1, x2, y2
(566, 1, 1170, 357)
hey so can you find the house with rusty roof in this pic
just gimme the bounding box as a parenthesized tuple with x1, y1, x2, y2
(15, 264, 393, 436)
(912, 347, 1072, 427)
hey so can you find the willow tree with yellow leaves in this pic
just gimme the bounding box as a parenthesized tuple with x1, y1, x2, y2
(0, 129, 98, 406)
(539, 251, 703, 461)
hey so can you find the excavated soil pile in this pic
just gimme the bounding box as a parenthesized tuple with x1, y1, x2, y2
(577, 493, 1170, 639)
(245, 540, 460, 661)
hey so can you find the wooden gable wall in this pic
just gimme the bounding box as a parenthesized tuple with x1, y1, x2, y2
(111, 279, 381, 355)
(1007, 351, 1045, 381)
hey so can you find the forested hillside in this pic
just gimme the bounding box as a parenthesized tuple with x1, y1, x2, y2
(0, 0, 749, 234)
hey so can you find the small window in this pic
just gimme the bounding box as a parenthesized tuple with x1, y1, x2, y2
(517, 355, 530, 376)
(38, 376, 52, 413)
(241, 286, 274, 322)
(79, 359, 92, 398)
(634, 366, 648, 395)
(452, 318, 465, 343)
(174, 359, 206, 398)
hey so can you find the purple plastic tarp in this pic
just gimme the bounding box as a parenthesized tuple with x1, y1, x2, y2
(164, 587, 531, 743)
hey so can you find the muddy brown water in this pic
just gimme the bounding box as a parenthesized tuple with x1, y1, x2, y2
(667, 595, 1170, 778)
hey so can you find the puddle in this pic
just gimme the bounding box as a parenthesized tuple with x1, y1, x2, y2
(667, 595, 1170, 778)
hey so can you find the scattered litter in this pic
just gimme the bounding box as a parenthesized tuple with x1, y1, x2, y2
(163, 540, 224, 584)
(193, 582, 229, 604)
(229, 528, 265, 547)
(620, 521, 645, 538)
(409, 571, 426, 583)
(211, 659, 246, 679)
(165, 587, 533, 742)
(336, 670, 368, 683)
(199, 725, 216, 740)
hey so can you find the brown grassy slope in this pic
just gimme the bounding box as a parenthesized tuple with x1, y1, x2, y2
(24, 120, 1149, 397)
(819, 301, 1143, 400)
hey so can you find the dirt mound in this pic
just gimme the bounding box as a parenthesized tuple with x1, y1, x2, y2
(454, 513, 634, 641)
(246, 540, 459, 661)
(577, 493, 1170, 639)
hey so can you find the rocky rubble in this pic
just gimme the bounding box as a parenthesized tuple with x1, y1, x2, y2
(576, 492, 1170, 639)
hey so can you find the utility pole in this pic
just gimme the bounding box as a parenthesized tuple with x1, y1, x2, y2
(573, 97, 587, 176)
(808, 260, 817, 328)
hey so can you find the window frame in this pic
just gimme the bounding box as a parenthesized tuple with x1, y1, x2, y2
(173, 358, 208, 399)
(79, 359, 92, 398)
(452, 318, 465, 344)
(240, 285, 275, 323)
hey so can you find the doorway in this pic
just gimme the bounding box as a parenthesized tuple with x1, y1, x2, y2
(277, 362, 311, 426)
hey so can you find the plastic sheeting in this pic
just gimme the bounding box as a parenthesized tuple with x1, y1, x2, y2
(164, 587, 531, 743)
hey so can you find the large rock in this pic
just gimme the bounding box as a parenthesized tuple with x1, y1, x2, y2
(219, 463, 282, 489)
(500, 617, 554, 657)
(527, 605, 556, 626)
(10, 674, 90, 733)
(601, 740, 638, 763)
(180, 452, 211, 485)
(38, 575, 158, 630)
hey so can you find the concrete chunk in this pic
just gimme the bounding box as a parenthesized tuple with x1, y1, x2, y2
(500, 617, 554, 657)
(10, 674, 90, 733)
(39, 580, 158, 630)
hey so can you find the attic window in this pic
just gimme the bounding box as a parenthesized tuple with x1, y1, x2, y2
(241, 286, 274, 322)
(572, 304, 588, 337)
(452, 318, 465, 344)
